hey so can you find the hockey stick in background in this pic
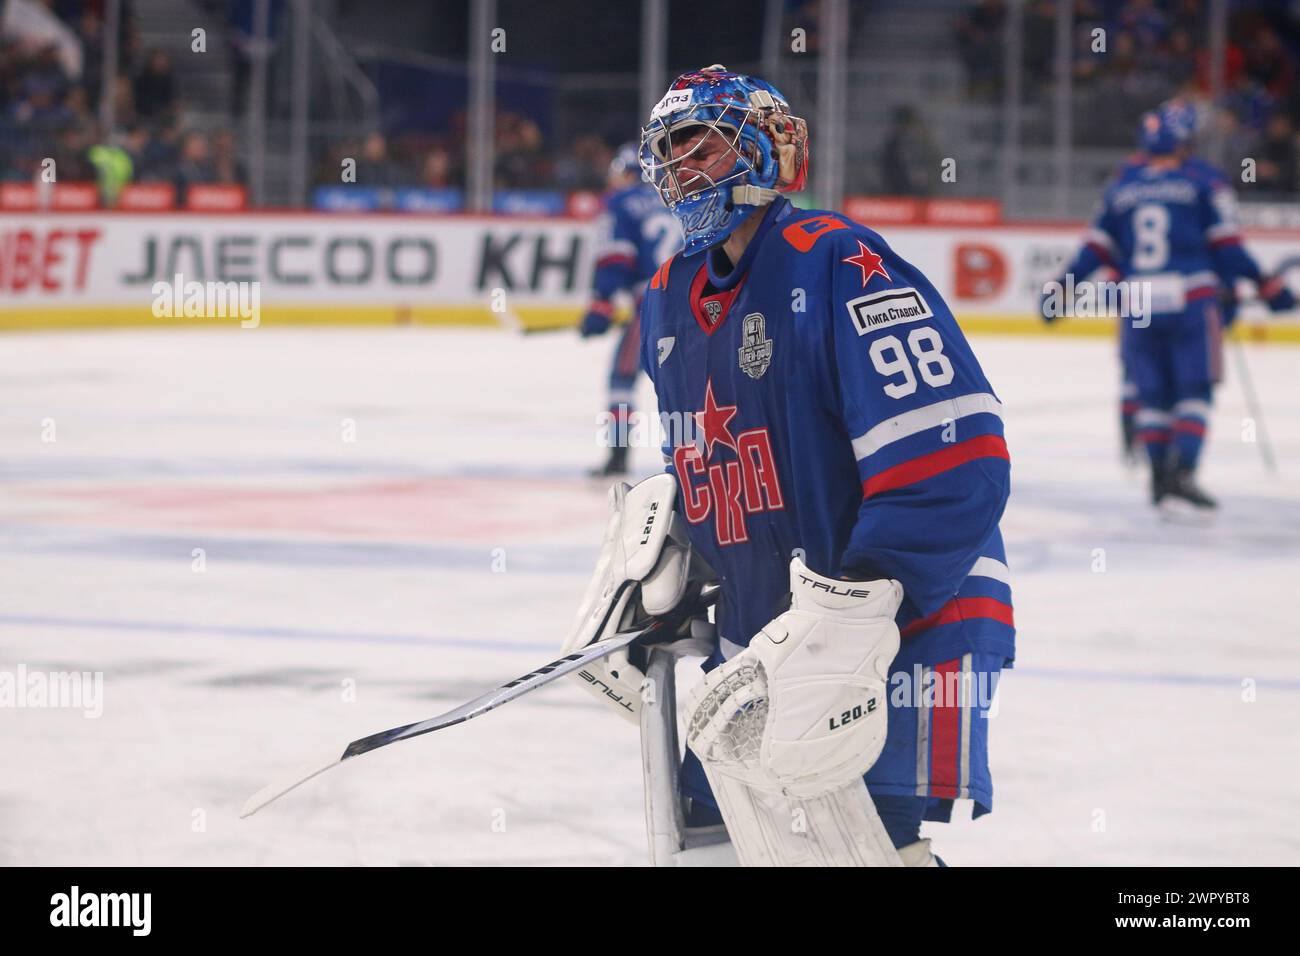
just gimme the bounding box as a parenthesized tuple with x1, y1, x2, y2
(489, 303, 583, 336)
(240, 620, 662, 818)
(1228, 322, 1278, 474)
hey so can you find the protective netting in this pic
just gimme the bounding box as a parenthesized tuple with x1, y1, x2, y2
(688, 662, 769, 766)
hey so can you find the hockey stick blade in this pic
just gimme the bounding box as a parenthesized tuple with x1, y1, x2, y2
(240, 622, 660, 818)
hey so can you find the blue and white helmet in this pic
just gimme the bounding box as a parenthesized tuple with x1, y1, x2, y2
(608, 141, 641, 181)
(1139, 99, 1197, 155)
(639, 65, 809, 256)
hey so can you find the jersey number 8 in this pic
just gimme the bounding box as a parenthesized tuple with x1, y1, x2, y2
(868, 327, 954, 398)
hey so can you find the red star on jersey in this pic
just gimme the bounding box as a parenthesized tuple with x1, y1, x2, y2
(695, 379, 738, 457)
(842, 239, 890, 287)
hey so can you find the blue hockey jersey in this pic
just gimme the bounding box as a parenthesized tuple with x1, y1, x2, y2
(1066, 156, 1267, 307)
(590, 183, 682, 301)
(640, 198, 1014, 669)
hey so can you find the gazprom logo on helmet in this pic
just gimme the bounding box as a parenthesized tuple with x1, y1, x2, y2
(652, 90, 693, 120)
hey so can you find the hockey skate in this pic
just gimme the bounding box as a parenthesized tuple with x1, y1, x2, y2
(1155, 465, 1217, 523)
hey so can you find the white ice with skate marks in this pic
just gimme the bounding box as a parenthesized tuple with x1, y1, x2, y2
(0, 327, 1297, 865)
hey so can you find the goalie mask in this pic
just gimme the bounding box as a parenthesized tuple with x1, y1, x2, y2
(639, 65, 809, 256)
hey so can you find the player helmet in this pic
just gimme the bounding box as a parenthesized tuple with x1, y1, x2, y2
(639, 65, 809, 256)
(608, 141, 642, 181)
(1139, 99, 1196, 155)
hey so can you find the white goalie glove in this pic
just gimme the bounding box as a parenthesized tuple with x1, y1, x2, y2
(561, 474, 715, 723)
(687, 556, 902, 798)
(683, 557, 905, 866)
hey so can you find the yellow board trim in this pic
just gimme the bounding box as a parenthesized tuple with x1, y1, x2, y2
(0, 306, 1297, 343)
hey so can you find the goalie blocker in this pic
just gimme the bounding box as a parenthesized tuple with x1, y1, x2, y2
(560, 475, 717, 722)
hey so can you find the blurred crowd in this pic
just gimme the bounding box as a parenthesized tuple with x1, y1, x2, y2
(312, 114, 613, 195)
(958, 0, 1300, 194)
(1, 0, 244, 203)
(5, 0, 1299, 207)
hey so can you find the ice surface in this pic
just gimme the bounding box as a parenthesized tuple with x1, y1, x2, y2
(1, 326, 1298, 865)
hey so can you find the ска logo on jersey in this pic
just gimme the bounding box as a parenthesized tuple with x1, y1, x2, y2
(673, 378, 784, 546)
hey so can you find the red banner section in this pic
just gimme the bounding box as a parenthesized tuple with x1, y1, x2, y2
(842, 196, 1002, 226)
(0, 182, 248, 212)
(186, 185, 247, 211)
(1, 183, 101, 211)
(118, 184, 178, 211)
(0, 182, 40, 211)
(51, 184, 100, 211)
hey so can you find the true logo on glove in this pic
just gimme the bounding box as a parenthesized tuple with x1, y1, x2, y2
(798, 573, 870, 599)
(827, 697, 876, 731)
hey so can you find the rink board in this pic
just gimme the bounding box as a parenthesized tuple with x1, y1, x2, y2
(2, 211, 1298, 340)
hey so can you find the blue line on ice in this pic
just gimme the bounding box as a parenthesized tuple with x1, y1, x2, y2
(2, 612, 1298, 692)
(0, 612, 555, 654)
(0, 525, 595, 572)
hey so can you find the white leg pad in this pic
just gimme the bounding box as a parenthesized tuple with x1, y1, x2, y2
(898, 838, 940, 867)
(702, 764, 903, 867)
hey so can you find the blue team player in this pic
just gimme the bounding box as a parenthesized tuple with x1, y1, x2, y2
(577, 143, 683, 476)
(1048, 100, 1294, 514)
(561, 66, 1013, 867)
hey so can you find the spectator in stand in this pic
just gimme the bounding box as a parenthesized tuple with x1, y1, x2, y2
(133, 50, 176, 119)
(955, 0, 1006, 99)
(211, 128, 247, 186)
(1022, 0, 1056, 86)
(121, 123, 154, 179)
(1167, 0, 1205, 36)
(20, 44, 69, 100)
(552, 134, 610, 192)
(357, 131, 405, 187)
(88, 133, 133, 206)
(52, 122, 96, 182)
(1213, 106, 1258, 177)
(494, 113, 548, 189)
(74, 8, 105, 105)
(1244, 26, 1295, 103)
(1090, 30, 1175, 143)
(420, 144, 455, 189)
(11, 74, 73, 139)
(312, 138, 355, 187)
(110, 73, 137, 128)
(881, 106, 940, 197)
(173, 130, 217, 202)
(148, 114, 184, 177)
(1161, 27, 1197, 89)
(1223, 70, 1273, 137)
(64, 84, 92, 124)
(1116, 0, 1169, 55)
(1256, 113, 1298, 196)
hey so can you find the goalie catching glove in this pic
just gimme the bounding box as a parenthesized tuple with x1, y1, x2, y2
(686, 557, 902, 799)
(561, 474, 715, 723)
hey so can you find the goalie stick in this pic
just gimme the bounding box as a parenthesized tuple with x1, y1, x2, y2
(240, 620, 662, 818)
